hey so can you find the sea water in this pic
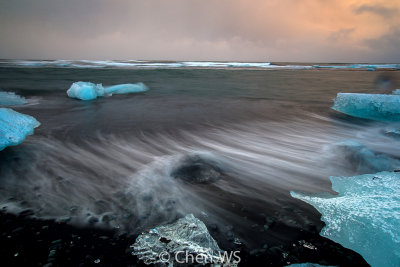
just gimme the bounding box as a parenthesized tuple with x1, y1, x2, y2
(0, 61, 399, 264)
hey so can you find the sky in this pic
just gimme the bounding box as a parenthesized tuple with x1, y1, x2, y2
(0, 0, 399, 62)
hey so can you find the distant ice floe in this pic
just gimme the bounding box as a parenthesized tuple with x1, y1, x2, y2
(104, 83, 148, 95)
(67, 82, 105, 101)
(0, 108, 40, 151)
(291, 171, 400, 267)
(0, 91, 27, 106)
(66, 81, 148, 100)
(0, 59, 300, 69)
(331, 93, 400, 121)
(313, 64, 400, 70)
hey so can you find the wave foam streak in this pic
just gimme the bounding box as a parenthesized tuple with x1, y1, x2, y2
(0, 115, 399, 241)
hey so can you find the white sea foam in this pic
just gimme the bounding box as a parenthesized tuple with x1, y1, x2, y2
(2, 59, 398, 70)
(0, 113, 398, 234)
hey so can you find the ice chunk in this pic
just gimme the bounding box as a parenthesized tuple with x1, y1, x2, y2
(331, 93, 400, 121)
(313, 64, 400, 70)
(0, 92, 26, 106)
(329, 140, 400, 173)
(132, 214, 236, 266)
(291, 171, 400, 267)
(66, 81, 104, 100)
(104, 83, 148, 95)
(67, 82, 148, 100)
(0, 108, 40, 151)
(392, 89, 400, 95)
(383, 128, 400, 139)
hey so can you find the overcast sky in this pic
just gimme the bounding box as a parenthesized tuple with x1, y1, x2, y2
(0, 0, 399, 62)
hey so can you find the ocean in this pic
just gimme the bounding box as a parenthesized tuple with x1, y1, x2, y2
(1, 60, 399, 266)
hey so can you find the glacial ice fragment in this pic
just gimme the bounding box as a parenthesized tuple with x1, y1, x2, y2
(392, 89, 400, 95)
(67, 81, 148, 100)
(104, 83, 148, 95)
(0, 108, 40, 151)
(312, 64, 400, 70)
(383, 128, 400, 139)
(329, 140, 400, 173)
(132, 214, 233, 266)
(331, 93, 400, 121)
(0, 92, 27, 106)
(67, 81, 104, 100)
(291, 171, 400, 267)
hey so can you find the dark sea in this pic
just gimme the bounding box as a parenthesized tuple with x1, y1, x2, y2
(1, 60, 399, 266)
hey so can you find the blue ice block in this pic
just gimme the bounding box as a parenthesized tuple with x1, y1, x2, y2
(0, 108, 40, 151)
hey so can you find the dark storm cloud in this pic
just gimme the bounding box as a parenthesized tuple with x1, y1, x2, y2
(364, 27, 400, 63)
(328, 28, 355, 42)
(0, 0, 133, 37)
(0, 0, 399, 62)
(354, 4, 399, 18)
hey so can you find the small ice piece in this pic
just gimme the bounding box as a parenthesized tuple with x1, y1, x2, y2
(383, 128, 400, 139)
(312, 64, 399, 70)
(66, 81, 104, 100)
(330, 140, 400, 173)
(132, 214, 233, 266)
(0, 92, 26, 106)
(331, 93, 400, 121)
(0, 108, 40, 151)
(392, 89, 400, 95)
(104, 83, 148, 95)
(291, 171, 400, 267)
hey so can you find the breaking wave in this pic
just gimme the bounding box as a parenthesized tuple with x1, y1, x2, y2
(1, 112, 399, 246)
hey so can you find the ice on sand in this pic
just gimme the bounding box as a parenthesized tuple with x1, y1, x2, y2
(0, 92, 26, 106)
(132, 214, 237, 266)
(291, 171, 400, 267)
(329, 140, 400, 173)
(331, 93, 400, 121)
(0, 108, 40, 151)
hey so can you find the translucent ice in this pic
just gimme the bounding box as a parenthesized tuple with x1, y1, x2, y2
(313, 64, 400, 70)
(331, 93, 400, 121)
(291, 171, 400, 267)
(0, 108, 40, 151)
(104, 83, 148, 95)
(132, 214, 236, 266)
(329, 140, 400, 173)
(0, 92, 26, 106)
(383, 128, 400, 139)
(67, 81, 148, 100)
(392, 89, 400, 95)
(66, 81, 104, 100)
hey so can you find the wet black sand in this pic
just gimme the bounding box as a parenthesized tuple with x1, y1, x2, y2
(0, 211, 368, 266)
